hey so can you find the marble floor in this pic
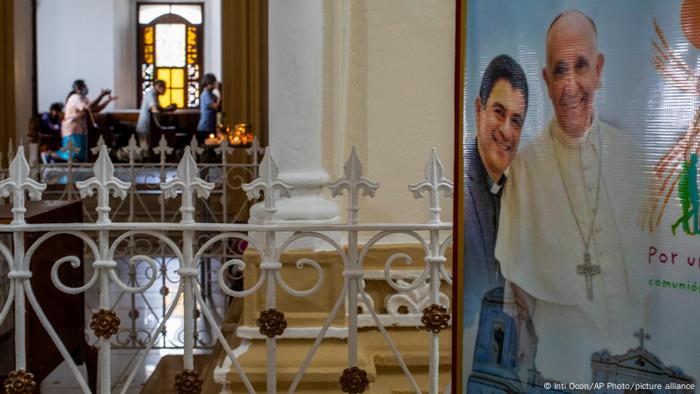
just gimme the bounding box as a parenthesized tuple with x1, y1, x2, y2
(40, 255, 230, 393)
(41, 349, 182, 394)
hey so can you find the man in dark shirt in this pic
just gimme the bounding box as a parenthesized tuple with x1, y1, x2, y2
(38, 102, 63, 163)
(463, 54, 528, 374)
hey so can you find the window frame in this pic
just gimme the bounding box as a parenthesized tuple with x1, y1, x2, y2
(136, 2, 205, 110)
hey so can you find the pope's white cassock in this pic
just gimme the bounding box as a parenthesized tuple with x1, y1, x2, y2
(495, 115, 648, 382)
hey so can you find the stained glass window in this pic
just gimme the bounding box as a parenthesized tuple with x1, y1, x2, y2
(155, 24, 186, 67)
(138, 4, 203, 109)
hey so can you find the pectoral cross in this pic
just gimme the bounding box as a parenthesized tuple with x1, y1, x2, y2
(576, 252, 601, 301)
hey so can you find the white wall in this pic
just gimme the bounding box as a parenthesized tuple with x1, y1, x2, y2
(113, 0, 136, 109)
(321, 0, 455, 224)
(204, 0, 222, 80)
(265, 0, 454, 226)
(37, 0, 115, 112)
(37, 0, 221, 111)
(358, 0, 455, 224)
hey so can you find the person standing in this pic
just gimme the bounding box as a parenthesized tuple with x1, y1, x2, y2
(135, 79, 176, 155)
(58, 79, 116, 161)
(197, 73, 222, 144)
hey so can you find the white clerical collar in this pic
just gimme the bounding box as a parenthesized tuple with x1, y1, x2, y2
(486, 168, 508, 195)
(487, 176, 504, 195)
(550, 113, 600, 148)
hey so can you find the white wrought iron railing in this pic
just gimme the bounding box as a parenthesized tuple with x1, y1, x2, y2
(23, 134, 263, 224)
(2, 134, 263, 350)
(0, 143, 453, 393)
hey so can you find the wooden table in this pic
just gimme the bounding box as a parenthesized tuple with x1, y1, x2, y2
(0, 200, 96, 393)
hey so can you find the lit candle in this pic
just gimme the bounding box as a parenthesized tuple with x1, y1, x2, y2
(205, 133, 220, 145)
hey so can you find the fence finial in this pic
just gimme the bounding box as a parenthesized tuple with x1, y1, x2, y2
(76, 145, 131, 224)
(119, 134, 142, 163)
(329, 146, 379, 224)
(153, 134, 174, 163)
(0, 147, 47, 224)
(161, 146, 215, 224)
(242, 147, 293, 222)
(215, 137, 233, 156)
(90, 135, 108, 156)
(189, 136, 204, 160)
(60, 139, 81, 162)
(408, 148, 453, 224)
(246, 136, 264, 157)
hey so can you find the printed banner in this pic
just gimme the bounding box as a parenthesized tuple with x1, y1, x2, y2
(461, 1, 700, 392)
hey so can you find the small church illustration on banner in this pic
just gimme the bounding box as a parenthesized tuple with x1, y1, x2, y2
(467, 288, 695, 394)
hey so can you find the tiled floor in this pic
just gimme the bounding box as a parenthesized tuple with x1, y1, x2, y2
(41, 349, 181, 393)
(40, 254, 230, 393)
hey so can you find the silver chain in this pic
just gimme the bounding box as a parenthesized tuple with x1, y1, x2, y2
(549, 121, 603, 255)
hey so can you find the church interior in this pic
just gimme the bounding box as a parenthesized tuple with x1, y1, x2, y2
(0, 0, 456, 393)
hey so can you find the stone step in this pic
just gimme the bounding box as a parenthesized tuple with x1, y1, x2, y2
(216, 329, 451, 393)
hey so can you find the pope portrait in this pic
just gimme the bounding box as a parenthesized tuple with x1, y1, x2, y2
(495, 10, 647, 382)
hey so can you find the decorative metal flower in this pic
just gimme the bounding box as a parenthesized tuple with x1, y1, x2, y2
(256, 308, 287, 338)
(339, 366, 369, 393)
(421, 303, 450, 333)
(4, 370, 36, 393)
(174, 369, 203, 394)
(90, 309, 121, 339)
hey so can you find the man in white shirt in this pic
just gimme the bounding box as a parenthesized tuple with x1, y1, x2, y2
(495, 10, 646, 382)
(135, 80, 176, 155)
